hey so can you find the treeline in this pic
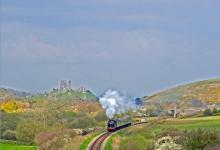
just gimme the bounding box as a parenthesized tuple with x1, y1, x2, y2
(203, 108, 220, 116)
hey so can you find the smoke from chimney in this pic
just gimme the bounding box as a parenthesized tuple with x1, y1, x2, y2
(99, 89, 137, 119)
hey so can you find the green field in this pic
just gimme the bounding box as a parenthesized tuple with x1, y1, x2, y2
(0, 143, 36, 150)
(105, 116, 220, 150)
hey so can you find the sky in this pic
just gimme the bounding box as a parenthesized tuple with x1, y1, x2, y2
(1, 0, 220, 96)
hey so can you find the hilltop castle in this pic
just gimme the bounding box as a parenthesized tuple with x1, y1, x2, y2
(59, 80, 87, 93)
(59, 80, 71, 92)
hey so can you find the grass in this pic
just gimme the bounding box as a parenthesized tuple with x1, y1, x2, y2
(0, 143, 36, 150)
(105, 133, 116, 150)
(79, 131, 104, 150)
(106, 116, 220, 150)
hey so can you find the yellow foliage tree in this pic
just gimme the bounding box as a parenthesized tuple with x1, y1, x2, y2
(0, 100, 25, 113)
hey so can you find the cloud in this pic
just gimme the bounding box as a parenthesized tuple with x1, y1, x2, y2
(1, 0, 220, 95)
(3, 37, 62, 61)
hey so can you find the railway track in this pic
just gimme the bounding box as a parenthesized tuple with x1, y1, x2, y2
(88, 122, 147, 150)
(88, 132, 112, 150)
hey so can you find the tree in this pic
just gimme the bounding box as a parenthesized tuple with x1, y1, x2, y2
(203, 109, 212, 116)
(69, 112, 96, 129)
(95, 111, 108, 122)
(212, 108, 218, 114)
(0, 112, 20, 138)
(16, 120, 45, 144)
(135, 98, 143, 106)
(2, 130, 16, 140)
(0, 100, 25, 113)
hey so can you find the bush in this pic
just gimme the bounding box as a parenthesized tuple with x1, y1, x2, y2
(203, 109, 212, 116)
(155, 128, 183, 139)
(2, 130, 16, 140)
(16, 120, 45, 144)
(95, 111, 108, 122)
(0, 112, 21, 138)
(213, 108, 218, 114)
(154, 136, 183, 150)
(68, 113, 96, 129)
(182, 128, 220, 150)
(147, 128, 220, 150)
(195, 113, 204, 117)
(35, 130, 76, 150)
(0, 100, 25, 113)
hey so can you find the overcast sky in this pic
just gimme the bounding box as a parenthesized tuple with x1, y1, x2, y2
(1, 0, 220, 96)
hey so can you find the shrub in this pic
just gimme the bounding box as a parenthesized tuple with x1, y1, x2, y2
(69, 113, 96, 129)
(182, 128, 220, 150)
(0, 100, 25, 113)
(94, 111, 108, 122)
(155, 128, 183, 139)
(203, 109, 212, 116)
(0, 112, 21, 138)
(196, 113, 204, 117)
(35, 130, 76, 150)
(2, 129, 16, 140)
(147, 128, 220, 150)
(154, 136, 183, 150)
(16, 120, 45, 144)
(213, 108, 218, 114)
(178, 114, 186, 119)
(147, 128, 184, 150)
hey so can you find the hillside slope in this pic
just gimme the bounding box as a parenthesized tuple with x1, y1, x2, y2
(143, 78, 220, 106)
(0, 88, 32, 100)
(28, 89, 98, 101)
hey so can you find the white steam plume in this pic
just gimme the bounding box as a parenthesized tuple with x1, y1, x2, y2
(99, 89, 136, 119)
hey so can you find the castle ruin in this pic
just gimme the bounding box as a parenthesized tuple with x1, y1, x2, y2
(60, 80, 71, 92)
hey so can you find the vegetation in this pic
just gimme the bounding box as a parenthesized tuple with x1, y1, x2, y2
(0, 112, 21, 139)
(79, 131, 103, 150)
(2, 130, 16, 140)
(106, 116, 220, 150)
(0, 100, 25, 113)
(16, 120, 45, 144)
(0, 88, 31, 99)
(1, 78, 220, 149)
(0, 89, 106, 149)
(144, 78, 220, 104)
(30, 89, 98, 101)
(147, 128, 220, 150)
(35, 129, 77, 150)
(0, 143, 36, 150)
(0, 140, 36, 150)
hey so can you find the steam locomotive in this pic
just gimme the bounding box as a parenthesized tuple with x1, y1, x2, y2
(107, 117, 132, 132)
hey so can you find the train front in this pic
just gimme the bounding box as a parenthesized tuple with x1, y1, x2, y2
(107, 119, 117, 132)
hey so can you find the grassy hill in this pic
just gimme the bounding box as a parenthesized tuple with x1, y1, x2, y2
(0, 88, 32, 100)
(143, 78, 220, 108)
(29, 89, 98, 101)
(0, 87, 98, 102)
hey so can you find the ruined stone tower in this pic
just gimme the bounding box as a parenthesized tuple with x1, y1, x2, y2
(60, 80, 71, 92)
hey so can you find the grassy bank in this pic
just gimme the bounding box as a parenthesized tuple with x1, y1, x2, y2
(79, 130, 104, 150)
(0, 143, 36, 150)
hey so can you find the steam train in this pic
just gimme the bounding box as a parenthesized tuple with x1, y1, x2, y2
(107, 117, 132, 132)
